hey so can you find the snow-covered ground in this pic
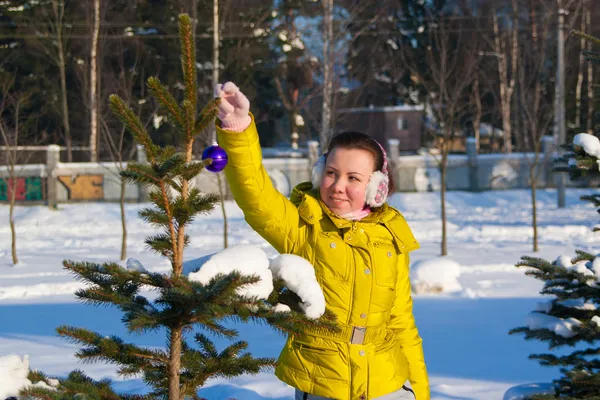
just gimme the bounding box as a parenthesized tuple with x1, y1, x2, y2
(1, 188, 599, 399)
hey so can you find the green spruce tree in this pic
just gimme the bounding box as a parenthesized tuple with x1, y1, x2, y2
(19, 14, 336, 400)
(510, 32, 600, 400)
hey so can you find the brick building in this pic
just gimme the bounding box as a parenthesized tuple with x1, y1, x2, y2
(334, 105, 425, 153)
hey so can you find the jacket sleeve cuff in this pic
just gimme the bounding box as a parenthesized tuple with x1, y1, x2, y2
(220, 114, 252, 132)
(216, 113, 259, 157)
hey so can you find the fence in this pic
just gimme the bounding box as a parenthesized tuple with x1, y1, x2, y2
(0, 137, 587, 205)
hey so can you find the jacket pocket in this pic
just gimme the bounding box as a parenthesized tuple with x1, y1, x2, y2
(293, 340, 338, 355)
(291, 339, 349, 383)
(373, 244, 399, 288)
(314, 232, 349, 281)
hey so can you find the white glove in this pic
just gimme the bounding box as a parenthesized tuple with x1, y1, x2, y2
(214, 81, 252, 132)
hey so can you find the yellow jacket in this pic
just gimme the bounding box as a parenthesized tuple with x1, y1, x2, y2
(217, 116, 429, 400)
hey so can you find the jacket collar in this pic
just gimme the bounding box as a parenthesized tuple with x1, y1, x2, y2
(291, 182, 398, 226)
(290, 183, 420, 253)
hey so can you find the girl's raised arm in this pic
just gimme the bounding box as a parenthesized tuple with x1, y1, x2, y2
(215, 82, 307, 254)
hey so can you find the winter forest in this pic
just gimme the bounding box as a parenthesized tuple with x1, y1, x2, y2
(3, 0, 600, 399)
(1, 0, 598, 159)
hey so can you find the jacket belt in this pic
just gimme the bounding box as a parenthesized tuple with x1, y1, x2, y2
(301, 323, 388, 345)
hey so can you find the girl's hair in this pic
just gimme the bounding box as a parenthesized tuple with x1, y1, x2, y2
(326, 131, 395, 193)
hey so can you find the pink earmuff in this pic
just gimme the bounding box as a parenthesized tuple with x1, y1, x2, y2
(311, 139, 389, 208)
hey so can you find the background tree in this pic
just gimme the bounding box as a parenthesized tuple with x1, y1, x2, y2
(19, 15, 336, 400)
(0, 72, 40, 265)
(400, 7, 482, 256)
(573, 0, 596, 135)
(0, 74, 23, 265)
(19, 0, 74, 161)
(271, 0, 320, 149)
(510, 31, 600, 400)
(342, 1, 405, 109)
(89, 0, 101, 162)
(489, 0, 518, 153)
(100, 33, 157, 260)
(517, 0, 557, 252)
(320, 0, 333, 149)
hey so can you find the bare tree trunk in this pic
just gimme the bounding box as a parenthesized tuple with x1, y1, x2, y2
(90, 0, 100, 162)
(290, 108, 299, 149)
(530, 166, 538, 252)
(58, 45, 71, 161)
(510, 1, 519, 151)
(493, 7, 517, 154)
(575, 0, 586, 127)
(320, 0, 333, 149)
(586, 4, 594, 134)
(1, 95, 20, 265)
(120, 176, 127, 260)
(473, 75, 481, 152)
(53, 0, 72, 162)
(213, 0, 228, 249)
(517, 86, 527, 151)
(519, 1, 555, 252)
(9, 177, 18, 265)
(217, 173, 228, 249)
(441, 145, 448, 256)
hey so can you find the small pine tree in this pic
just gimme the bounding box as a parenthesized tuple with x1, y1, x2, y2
(19, 14, 337, 400)
(510, 51, 600, 398)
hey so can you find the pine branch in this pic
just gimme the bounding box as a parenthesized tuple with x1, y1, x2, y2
(194, 333, 219, 358)
(573, 250, 596, 263)
(194, 319, 238, 339)
(148, 190, 171, 213)
(509, 323, 594, 349)
(120, 298, 163, 333)
(109, 95, 158, 162)
(121, 162, 160, 187)
(145, 232, 175, 260)
(171, 190, 219, 227)
(555, 143, 600, 180)
(57, 326, 169, 370)
(188, 190, 220, 216)
(178, 14, 197, 115)
(178, 162, 209, 182)
(21, 370, 149, 400)
(155, 153, 186, 178)
(178, 343, 276, 397)
(157, 145, 179, 162)
(139, 207, 171, 228)
(27, 369, 50, 383)
(146, 76, 184, 129)
(64, 259, 170, 292)
(194, 99, 221, 137)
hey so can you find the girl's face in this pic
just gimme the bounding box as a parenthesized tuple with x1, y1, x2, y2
(320, 147, 376, 216)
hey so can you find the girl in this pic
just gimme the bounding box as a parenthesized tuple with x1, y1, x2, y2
(214, 82, 429, 400)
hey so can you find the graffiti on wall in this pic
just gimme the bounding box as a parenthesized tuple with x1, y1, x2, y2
(58, 175, 104, 200)
(0, 177, 44, 201)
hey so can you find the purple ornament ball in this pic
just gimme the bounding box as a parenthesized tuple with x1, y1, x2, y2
(202, 144, 228, 172)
